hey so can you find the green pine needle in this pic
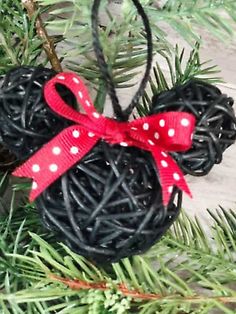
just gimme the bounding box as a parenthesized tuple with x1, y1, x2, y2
(0, 0, 46, 75)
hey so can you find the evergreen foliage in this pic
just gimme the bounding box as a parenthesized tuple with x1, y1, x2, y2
(0, 0, 44, 74)
(36, 0, 236, 67)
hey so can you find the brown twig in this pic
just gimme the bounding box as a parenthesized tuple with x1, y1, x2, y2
(49, 274, 160, 300)
(49, 274, 236, 304)
(22, 0, 63, 72)
(49, 274, 107, 291)
(118, 283, 160, 300)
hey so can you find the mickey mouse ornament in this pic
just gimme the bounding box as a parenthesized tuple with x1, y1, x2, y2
(13, 71, 195, 263)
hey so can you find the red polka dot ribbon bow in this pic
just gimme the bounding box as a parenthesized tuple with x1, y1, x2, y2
(13, 72, 196, 205)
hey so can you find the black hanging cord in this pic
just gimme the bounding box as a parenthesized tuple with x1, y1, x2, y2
(92, 0, 124, 120)
(123, 0, 153, 119)
(91, 0, 153, 121)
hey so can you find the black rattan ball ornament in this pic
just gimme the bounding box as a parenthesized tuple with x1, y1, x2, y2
(36, 141, 182, 264)
(0, 66, 76, 160)
(151, 80, 236, 176)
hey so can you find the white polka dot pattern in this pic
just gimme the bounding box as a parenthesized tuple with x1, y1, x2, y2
(181, 118, 190, 127)
(148, 139, 155, 146)
(88, 132, 95, 138)
(93, 112, 100, 119)
(32, 164, 40, 173)
(32, 182, 38, 190)
(168, 186, 173, 194)
(70, 146, 79, 154)
(73, 77, 80, 84)
(73, 130, 80, 138)
(159, 119, 165, 127)
(161, 151, 168, 158)
(49, 164, 58, 172)
(143, 123, 149, 130)
(52, 147, 61, 155)
(173, 173, 180, 181)
(161, 160, 168, 168)
(168, 129, 175, 137)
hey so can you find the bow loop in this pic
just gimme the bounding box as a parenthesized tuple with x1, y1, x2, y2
(13, 72, 196, 205)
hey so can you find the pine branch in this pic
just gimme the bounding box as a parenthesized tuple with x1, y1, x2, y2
(22, 0, 62, 71)
(49, 274, 162, 300)
(35, 1, 230, 115)
(49, 273, 236, 304)
(37, 0, 236, 46)
(138, 43, 221, 116)
(0, 207, 234, 314)
(36, 0, 167, 86)
(147, 0, 236, 42)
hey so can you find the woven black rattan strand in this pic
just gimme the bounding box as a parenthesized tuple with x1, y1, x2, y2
(0, 144, 18, 171)
(0, 75, 19, 170)
(151, 80, 236, 176)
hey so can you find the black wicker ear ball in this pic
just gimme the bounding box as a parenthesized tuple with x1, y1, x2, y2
(36, 141, 182, 264)
(151, 80, 236, 176)
(0, 75, 18, 171)
(0, 66, 76, 160)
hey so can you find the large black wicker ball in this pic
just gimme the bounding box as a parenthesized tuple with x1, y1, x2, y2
(0, 66, 76, 160)
(36, 141, 182, 264)
(151, 80, 236, 176)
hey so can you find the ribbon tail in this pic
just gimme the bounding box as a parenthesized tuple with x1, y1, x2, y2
(152, 149, 192, 206)
(13, 125, 99, 202)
